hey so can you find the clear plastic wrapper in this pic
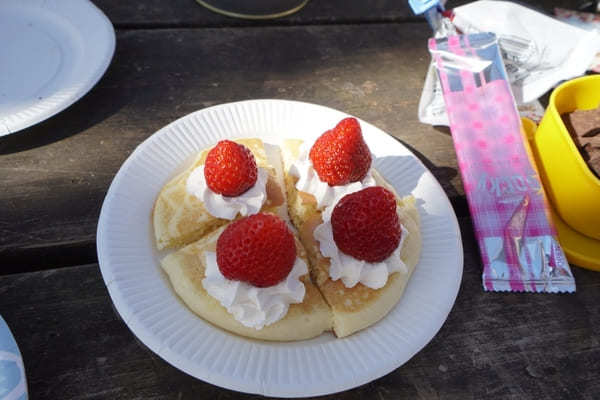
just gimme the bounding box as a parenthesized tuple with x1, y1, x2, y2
(419, 0, 600, 126)
(452, 1, 599, 104)
(428, 33, 576, 292)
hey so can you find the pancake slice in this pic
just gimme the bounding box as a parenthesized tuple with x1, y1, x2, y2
(153, 138, 288, 250)
(300, 196, 421, 337)
(282, 139, 423, 338)
(161, 225, 333, 341)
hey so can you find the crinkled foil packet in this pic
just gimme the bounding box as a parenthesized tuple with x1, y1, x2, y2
(428, 33, 576, 293)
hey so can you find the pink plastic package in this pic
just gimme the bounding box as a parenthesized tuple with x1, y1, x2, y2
(429, 33, 575, 293)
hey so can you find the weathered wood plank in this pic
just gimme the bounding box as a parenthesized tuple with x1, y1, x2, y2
(92, 0, 576, 28)
(94, 0, 418, 27)
(0, 0, 579, 269)
(0, 217, 598, 399)
(0, 23, 464, 269)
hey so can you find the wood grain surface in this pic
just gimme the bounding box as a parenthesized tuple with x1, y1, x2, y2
(92, 0, 575, 28)
(0, 0, 579, 271)
(1, 1, 598, 399)
(0, 218, 598, 400)
(0, 22, 464, 272)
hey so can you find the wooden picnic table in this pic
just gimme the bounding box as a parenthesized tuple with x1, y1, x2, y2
(0, 0, 598, 399)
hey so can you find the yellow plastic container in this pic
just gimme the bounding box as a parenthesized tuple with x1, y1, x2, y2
(534, 75, 600, 241)
(523, 117, 600, 271)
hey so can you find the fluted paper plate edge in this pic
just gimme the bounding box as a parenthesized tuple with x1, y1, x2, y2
(0, 0, 115, 136)
(97, 99, 463, 397)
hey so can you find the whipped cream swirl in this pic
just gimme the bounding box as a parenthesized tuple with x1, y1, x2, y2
(202, 252, 308, 329)
(289, 145, 376, 210)
(186, 166, 268, 220)
(314, 207, 409, 289)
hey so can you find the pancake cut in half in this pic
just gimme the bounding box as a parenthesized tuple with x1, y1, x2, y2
(282, 138, 422, 337)
(153, 138, 288, 250)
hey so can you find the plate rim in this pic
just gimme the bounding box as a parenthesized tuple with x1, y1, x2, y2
(0, 0, 116, 136)
(97, 99, 464, 397)
(0, 315, 28, 399)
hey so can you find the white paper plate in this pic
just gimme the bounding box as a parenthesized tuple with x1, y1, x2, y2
(97, 100, 463, 397)
(0, 315, 28, 399)
(0, 0, 115, 136)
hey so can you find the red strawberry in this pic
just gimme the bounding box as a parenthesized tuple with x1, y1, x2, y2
(217, 213, 296, 287)
(331, 186, 401, 263)
(204, 140, 258, 197)
(309, 117, 372, 186)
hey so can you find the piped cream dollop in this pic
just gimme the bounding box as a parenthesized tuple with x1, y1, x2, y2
(201, 252, 308, 329)
(314, 206, 409, 289)
(186, 166, 268, 220)
(288, 145, 376, 210)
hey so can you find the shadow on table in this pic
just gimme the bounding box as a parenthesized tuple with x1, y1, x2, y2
(433, 125, 451, 136)
(0, 66, 126, 155)
(384, 136, 467, 216)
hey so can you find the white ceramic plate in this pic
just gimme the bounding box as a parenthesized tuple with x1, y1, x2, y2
(0, 0, 115, 136)
(97, 100, 463, 397)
